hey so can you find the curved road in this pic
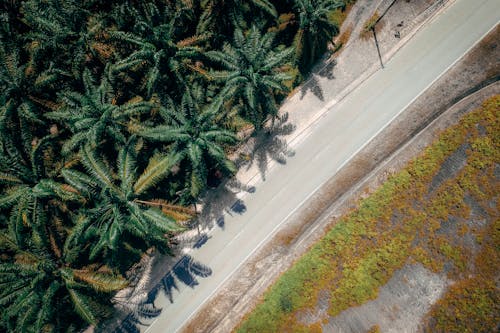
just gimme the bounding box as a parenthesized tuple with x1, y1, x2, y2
(144, 0, 499, 332)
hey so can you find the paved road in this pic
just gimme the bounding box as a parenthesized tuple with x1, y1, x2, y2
(143, 0, 499, 332)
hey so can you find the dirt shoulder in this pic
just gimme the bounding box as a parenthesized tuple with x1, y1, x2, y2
(181, 22, 500, 333)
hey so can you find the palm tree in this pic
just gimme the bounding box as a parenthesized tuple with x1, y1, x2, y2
(292, 0, 345, 71)
(206, 26, 293, 129)
(138, 88, 238, 200)
(45, 68, 152, 155)
(61, 139, 187, 263)
(196, 0, 277, 46)
(0, 229, 127, 332)
(20, 0, 108, 80)
(0, 42, 57, 157)
(110, 2, 207, 98)
(0, 134, 83, 250)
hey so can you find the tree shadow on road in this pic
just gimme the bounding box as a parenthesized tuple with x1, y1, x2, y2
(149, 255, 213, 302)
(196, 177, 256, 231)
(299, 59, 337, 101)
(236, 113, 296, 181)
(108, 254, 213, 333)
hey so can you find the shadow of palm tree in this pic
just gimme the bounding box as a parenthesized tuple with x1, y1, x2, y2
(104, 101, 298, 333)
(236, 113, 296, 181)
(299, 59, 337, 101)
(148, 255, 213, 304)
(112, 306, 161, 333)
(196, 177, 255, 230)
(107, 255, 212, 333)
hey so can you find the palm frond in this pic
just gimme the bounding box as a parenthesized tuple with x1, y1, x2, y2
(142, 207, 184, 233)
(134, 154, 178, 195)
(80, 145, 116, 191)
(117, 138, 137, 192)
(135, 199, 193, 222)
(34, 281, 59, 331)
(73, 268, 128, 292)
(61, 168, 98, 198)
(138, 126, 189, 142)
(32, 179, 82, 202)
(0, 186, 28, 209)
(67, 289, 98, 325)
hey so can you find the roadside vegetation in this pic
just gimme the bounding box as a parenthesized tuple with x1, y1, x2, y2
(236, 95, 500, 332)
(0, 0, 354, 331)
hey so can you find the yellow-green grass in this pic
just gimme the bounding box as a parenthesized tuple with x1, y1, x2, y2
(236, 95, 500, 332)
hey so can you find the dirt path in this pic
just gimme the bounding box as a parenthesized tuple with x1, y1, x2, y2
(181, 21, 500, 333)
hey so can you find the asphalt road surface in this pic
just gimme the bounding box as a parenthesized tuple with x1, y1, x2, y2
(143, 0, 499, 331)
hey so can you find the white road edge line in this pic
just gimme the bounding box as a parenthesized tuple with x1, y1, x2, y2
(145, 15, 499, 333)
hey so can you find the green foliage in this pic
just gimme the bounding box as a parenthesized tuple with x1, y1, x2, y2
(65, 143, 185, 261)
(293, 0, 345, 71)
(110, 2, 206, 98)
(139, 88, 237, 200)
(207, 26, 294, 129)
(46, 68, 152, 155)
(0, 0, 350, 330)
(0, 229, 126, 332)
(196, 0, 277, 47)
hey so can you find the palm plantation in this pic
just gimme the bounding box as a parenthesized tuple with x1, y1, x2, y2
(111, 2, 206, 98)
(62, 142, 185, 264)
(0, 0, 349, 331)
(196, 0, 277, 46)
(0, 229, 127, 332)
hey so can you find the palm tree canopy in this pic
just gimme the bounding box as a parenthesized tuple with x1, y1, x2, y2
(0, 230, 127, 332)
(61, 141, 185, 261)
(111, 2, 207, 98)
(139, 88, 237, 198)
(0, 0, 348, 330)
(206, 26, 293, 129)
(45, 69, 152, 155)
(0, 134, 83, 250)
(293, 0, 345, 70)
(196, 0, 277, 44)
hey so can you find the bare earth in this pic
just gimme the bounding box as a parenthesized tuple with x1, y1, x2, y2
(181, 12, 500, 333)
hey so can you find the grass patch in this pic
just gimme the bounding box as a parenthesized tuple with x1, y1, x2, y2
(328, 6, 349, 28)
(334, 26, 353, 53)
(424, 205, 500, 332)
(328, 3, 354, 55)
(236, 96, 500, 332)
(360, 11, 382, 40)
(364, 11, 380, 32)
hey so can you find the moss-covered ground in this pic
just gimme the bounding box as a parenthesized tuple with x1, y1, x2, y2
(236, 95, 500, 332)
